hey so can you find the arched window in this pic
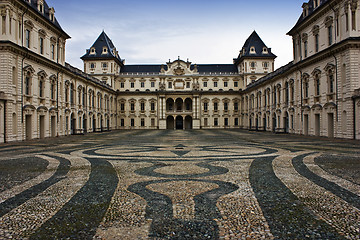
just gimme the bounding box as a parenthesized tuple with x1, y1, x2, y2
(70, 83, 74, 105)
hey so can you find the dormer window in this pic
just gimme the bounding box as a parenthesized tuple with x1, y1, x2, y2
(250, 47, 256, 54)
(90, 47, 96, 55)
(38, 0, 44, 13)
(102, 47, 108, 54)
(302, 3, 309, 17)
(49, 8, 55, 22)
(262, 47, 268, 54)
(314, 0, 319, 8)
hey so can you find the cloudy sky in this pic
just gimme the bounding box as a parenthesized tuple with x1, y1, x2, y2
(46, 0, 305, 70)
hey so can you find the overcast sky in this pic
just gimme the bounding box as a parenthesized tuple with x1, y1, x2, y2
(46, 0, 306, 70)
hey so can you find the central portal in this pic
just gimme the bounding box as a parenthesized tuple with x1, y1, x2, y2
(176, 116, 183, 129)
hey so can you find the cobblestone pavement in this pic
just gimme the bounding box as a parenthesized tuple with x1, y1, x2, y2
(0, 130, 359, 239)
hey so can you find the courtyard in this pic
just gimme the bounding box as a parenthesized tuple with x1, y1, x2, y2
(0, 130, 359, 239)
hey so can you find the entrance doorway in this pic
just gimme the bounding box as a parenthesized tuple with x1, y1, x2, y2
(185, 116, 193, 129)
(39, 115, 45, 139)
(51, 116, 56, 137)
(328, 113, 334, 138)
(284, 112, 289, 133)
(315, 114, 320, 136)
(176, 116, 183, 129)
(304, 114, 309, 135)
(167, 116, 174, 129)
(26, 115, 32, 140)
(70, 114, 76, 135)
(83, 116, 87, 133)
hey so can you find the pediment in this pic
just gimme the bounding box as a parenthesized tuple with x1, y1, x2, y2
(163, 58, 198, 76)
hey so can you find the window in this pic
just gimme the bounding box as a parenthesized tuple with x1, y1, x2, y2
(315, 34, 319, 52)
(250, 47, 255, 53)
(224, 102, 228, 111)
(285, 82, 289, 104)
(141, 102, 145, 111)
(121, 119, 125, 127)
(51, 44, 55, 60)
(120, 82, 125, 88)
(141, 82, 145, 88)
(214, 102, 218, 111)
(25, 30, 30, 48)
(204, 118, 208, 126)
(151, 102, 155, 111)
(234, 102, 239, 111)
(130, 103, 135, 111)
(214, 81, 218, 88)
(329, 72, 334, 94)
(224, 81, 228, 88)
(39, 37, 44, 54)
(345, 11, 349, 32)
(203, 81, 207, 87)
(131, 118, 135, 127)
(90, 48, 95, 54)
(39, 77, 44, 98)
(130, 82, 135, 88)
(234, 81, 238, 87)
(328, 25, 333, 45)
(304, 41, 308, 58)
(204, 102, 208, 111)
(263, 62, 269, 68)
(25, 74, 31, 95)
(304, 81, 309, 98)
(120, 103, 125, 111)
(151, 118, 155, 127)
(224, 118, 228, 126)
(250, 62, 256, 68)
(315, 77, 320, 96)
(102, 63, 108, 69)
(235, 118, 239, 126)
(141, 118, 145, 127)
(51, 81, 55, 100)
(102, 47, 108, 54)
(90, 63, 95, 69)
(70, 84, 74, 105)
(186, 82, 191, 88)
(151, 81, 155, 88)
(168, 82, 172, 89)
(352, 10, 356, 31)
(214, 118, 218, 126)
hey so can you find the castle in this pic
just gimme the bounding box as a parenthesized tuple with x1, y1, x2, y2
(0, 0, 359, 143)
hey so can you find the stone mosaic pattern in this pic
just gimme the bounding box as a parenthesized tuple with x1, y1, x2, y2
(0, 130, 359, 239)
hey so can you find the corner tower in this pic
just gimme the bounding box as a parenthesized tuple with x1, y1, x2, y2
(234, 31, 276, 86)
(81, 31, 124, 87)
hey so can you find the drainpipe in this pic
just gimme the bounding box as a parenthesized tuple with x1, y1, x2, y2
(20, 6, 29, 125)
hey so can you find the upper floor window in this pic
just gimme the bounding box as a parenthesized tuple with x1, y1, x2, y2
(250, 47, 256, 54)
(102, 62, 108, 69)
(213, 102, 218, 111)
(315, 34, 319, 52)
(25, 73, 31, 95)
(203, 81, 208, 88)
(39, 76, 45, 98)
(151, 102, 155, 111)
(304, 41, 308, 58)
(102, 47, 108, 54)
(224, 102, 229, 111)
(213, 81, 218, 88)
(250, 62, 256, 68)
(90, 63, 95, 69)
(168, 81, 172, 89)
(25, 30, 31, 48)
(328, 25, 333, 45)
(234, 81, 238, 87)
(140, 81, 145, 88)
(90, 48, 96, 55)
(151, 81, 155, 88)
(51, 44, 55, 60)
(39, 37, 44, 54)
(262, 47, 268, 54)
(263, 62, 269, 68)
(203, 102, 208, 111)
(224, 81, 228, 88)
(234, 102, 239, 111)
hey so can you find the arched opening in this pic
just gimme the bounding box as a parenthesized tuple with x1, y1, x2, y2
(101, 116, 104, 132)
(107, 117, 110, 131)
(166, 98, 174, 112)
(70, 113, 76, 135)
(184, 98, 193, 112)
(83, 114, 87, 133)
(263, 115, 267, 131)
(176, 116, 183, 129)
(255, 117, 258, 131)
(175, 98, 183, 112)
(25, 115, 32, 140)
(51, 115, 56, 137)
(284, 112, 289, 133)
(39, 115, 45, 139)
(272, 113, 277, 132)
(93, 117, 96, 132)
(166, 116, 174, 129)
(327, 112, 334, 138)
(185, 116, 193, 129)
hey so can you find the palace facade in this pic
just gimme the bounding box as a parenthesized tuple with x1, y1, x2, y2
(0, 0, 359, 143)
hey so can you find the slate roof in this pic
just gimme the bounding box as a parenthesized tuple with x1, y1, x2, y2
(234, 31, 276, 65)
(24, 0, 70, 39)
(288, 0, 329, 35)
(81, 31, 124, 66)
(246, 62, 294, 90)
(120, 64, 238, 74)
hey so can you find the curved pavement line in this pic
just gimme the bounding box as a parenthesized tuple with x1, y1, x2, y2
(0, 154, 91, 239)
(303, 154, 360, 196)
(0, 155, 59, 204)
(0, 155, 70, 218)
(274, 151, 360, 239)
(292, 154, 360, 210)
(207, 158, 274, 239)
(30, 157, 118, 240)
(249, 155, 345, 239)
(128, 178, 239, 239)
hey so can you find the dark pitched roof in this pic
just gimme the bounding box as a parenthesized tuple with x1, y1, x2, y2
(120, 64, 238, 74)
(81, 31, 124, 66)
(246, 62, 294, 90)
(288, 0, 329, 35)
(234, 31, 276, 65)
(24, 0, 70, 39)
